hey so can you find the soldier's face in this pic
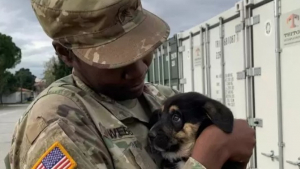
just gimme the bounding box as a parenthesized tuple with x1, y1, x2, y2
(54, 41, 153, 101)
(73, 53, 153, 101)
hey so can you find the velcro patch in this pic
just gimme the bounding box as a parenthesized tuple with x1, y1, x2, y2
(32, 141, 77, 169)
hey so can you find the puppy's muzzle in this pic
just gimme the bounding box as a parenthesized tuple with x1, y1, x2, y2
(148, 131, 169, 151)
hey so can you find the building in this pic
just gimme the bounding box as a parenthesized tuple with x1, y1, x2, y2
(1, 88, 33, 104)
(33, 78, 46, 98)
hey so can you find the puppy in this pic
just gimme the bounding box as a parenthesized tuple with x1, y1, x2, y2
(147, 92, 244, 169)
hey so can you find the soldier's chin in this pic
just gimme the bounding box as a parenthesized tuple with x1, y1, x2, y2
(127, 83, 144, 96)
(114, 89, 143, 101)
(126, 89, 144, 99)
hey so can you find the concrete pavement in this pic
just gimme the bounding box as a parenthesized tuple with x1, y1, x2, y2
(0, 104, 29, 169)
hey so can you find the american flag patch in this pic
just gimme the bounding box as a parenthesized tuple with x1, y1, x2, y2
(32, 142, 77, 169)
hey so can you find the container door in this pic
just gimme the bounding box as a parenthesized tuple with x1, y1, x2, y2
(203, 31, 208, 96)
(280, 1, 300, 168)
(252, 2, 280, 169)
(159, 49, 164, 85)
(181, 37, 192, 92)
(208, 27, 222, 103)
(193, 32, 206, 94)
(163, 42, 170, 86)
(170, 37, 180, 91)
(148, 54, 155, 83)
(223, 16, 247, 119)
(154, 52, 159, 84)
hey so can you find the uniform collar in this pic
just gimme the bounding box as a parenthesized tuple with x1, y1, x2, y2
(71, 70, 162, 123)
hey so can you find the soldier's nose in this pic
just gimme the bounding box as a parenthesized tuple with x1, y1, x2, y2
(124, 59, 147, 80)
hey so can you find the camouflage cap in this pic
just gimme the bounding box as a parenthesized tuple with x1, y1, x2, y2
(31, 0, 170, 69)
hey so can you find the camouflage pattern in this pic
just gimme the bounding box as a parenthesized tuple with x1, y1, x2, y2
(184, 158, 207, 169)
(5, 73, 207, 169)
(30, 0, 170, 69)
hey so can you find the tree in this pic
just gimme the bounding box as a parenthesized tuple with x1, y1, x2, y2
(43, 56, 58, 87)
(42, 55, 72, 86)
(0, 32, 22, 103)
(52, 57, 72, 80)
(15, 68, 36, 91)
(0, 32, 22, 74)
(0, 71, 18, 104)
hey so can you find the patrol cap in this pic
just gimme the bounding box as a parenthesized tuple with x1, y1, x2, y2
(31, 0, 170, 69)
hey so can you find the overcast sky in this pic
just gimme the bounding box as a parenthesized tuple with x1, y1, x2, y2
(0, 0, 239, 79)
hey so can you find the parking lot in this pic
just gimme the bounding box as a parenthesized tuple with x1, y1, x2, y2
(0, 104, 28, 169)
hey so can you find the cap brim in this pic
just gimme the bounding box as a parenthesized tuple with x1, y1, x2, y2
(72, 9, 170, 69)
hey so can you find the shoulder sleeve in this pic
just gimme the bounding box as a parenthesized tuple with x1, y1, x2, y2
(182, 157, 207, 169)
(8, 94, 113, 169)
(4, 154, 10, 169)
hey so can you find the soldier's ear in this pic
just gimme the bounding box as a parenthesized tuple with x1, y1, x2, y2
(147, 109, 162, 130)
(52, 41, 73, 67)
(203, 100, 234, 133)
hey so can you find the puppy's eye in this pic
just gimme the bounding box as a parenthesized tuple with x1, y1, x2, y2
(172, 114, 181, 122)
(172, 114, 183, 131)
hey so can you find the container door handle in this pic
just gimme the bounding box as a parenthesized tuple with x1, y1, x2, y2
(261, 150, 279, 161)
(286, 157, 300, 168)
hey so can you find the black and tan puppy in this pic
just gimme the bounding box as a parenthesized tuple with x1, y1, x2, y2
(147, 92, 244, 169)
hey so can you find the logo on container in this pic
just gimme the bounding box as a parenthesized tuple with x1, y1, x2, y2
(287, 14, 299, 28)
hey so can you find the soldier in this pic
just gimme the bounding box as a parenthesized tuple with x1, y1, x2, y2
(5, 0, 255, 168)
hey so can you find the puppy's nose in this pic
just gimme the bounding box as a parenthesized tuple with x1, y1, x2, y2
(155, 135, 169, 150)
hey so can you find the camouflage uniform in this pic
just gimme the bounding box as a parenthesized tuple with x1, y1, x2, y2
(4, 0, 207, 168)
(5, 74, 206, 169)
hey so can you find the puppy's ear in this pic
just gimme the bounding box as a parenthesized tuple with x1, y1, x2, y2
(203, 100, 234, 133)
(147, 109, 162, 130)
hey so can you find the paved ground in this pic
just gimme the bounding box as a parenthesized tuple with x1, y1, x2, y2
(0, 104, 29, 169)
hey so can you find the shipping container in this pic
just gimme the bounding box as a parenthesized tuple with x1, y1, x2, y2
(147, 0, 300, 168)
(147, 36, 180, 90)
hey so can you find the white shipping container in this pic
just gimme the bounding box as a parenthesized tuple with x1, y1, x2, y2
(147, 0, 300, 168)
(281, 0, 300, 168)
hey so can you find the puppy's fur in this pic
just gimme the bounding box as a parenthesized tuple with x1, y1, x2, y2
(147, 92, 243, 169)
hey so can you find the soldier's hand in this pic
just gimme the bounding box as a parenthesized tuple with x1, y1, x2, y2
(191, 119, 256, 169)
